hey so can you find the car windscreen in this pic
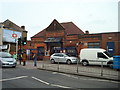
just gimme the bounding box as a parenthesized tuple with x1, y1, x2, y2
(0, 52, 12, 58)
(104, 51, 113, 57)
(64, 54, 71, 57)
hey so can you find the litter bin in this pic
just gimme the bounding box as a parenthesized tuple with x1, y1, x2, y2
(113, 56, 120, 69)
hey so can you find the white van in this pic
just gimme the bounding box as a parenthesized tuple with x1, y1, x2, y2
(79, 48, 113, 67)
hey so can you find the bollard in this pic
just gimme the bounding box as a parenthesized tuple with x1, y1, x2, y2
(76, 59, 79, 73)
(57, 59, 59, 71)
(101, 61, 103, 76)
(42, 60, 44, 69)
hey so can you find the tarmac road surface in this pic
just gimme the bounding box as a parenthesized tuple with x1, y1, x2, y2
(1, 65, 119, 89)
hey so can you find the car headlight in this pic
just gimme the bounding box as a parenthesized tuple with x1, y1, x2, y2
(13, 59, 16, 63)
(1, 60, 9, 64)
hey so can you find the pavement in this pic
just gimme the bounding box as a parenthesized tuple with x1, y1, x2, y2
(17, 60, 120, 82)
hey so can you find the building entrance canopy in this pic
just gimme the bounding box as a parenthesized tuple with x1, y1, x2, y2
(44, 37, 62, 43)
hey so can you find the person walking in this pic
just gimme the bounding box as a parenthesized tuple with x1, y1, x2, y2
(18, 53, 22, 65)
(33, 53, 37, 66)
(22, 52, 27, 66)
(13, 52, 17, 60)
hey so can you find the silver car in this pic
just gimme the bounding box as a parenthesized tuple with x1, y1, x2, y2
(0, 52, 17, 68)
(50, 53, 78, 64)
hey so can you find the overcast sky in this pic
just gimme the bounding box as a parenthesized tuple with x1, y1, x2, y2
(0, 0, 119, 40)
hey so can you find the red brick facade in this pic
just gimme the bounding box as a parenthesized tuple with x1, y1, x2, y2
(79, 32, 120, 55)
(25, 19, 120, 60)
(101, 32, 120, 55)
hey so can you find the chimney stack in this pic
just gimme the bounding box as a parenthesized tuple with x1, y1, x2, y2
(21, 26, 25, 30)
(85, 30, 89, 34)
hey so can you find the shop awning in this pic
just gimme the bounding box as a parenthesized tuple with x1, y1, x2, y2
(44, 37, 62, 43)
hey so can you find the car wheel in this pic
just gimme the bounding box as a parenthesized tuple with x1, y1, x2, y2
(67, 60, 71, 65)
(107, 61, 113, 68)
(108, 63, 113, 68)
(51, 59, 55, 64)
(82, 61, 88, 66)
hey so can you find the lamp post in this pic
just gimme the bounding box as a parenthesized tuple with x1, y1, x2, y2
(0, 23, 3, 90)
(16, 38, 18, 58)
(12, 34, 18, 59)
(76, 42, 79, 73)
(76, 42, 79, 56)
(0, 24, 4, 46)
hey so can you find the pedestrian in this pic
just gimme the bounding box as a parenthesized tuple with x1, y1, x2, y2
(12, 52, 17, 59)
(18, 53, 22, 65)
(22, 52, 27, 66)
(33, 53, 37, 66)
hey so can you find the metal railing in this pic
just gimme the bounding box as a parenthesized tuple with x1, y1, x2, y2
(39, 59, 119, 80)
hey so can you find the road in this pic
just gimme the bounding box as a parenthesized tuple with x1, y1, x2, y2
(1, 66, 119, 89)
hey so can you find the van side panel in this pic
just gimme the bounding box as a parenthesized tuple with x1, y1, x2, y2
(80, 48, 107, 65)
(80, 49, 97, 60)
(80, 49, 97, 65)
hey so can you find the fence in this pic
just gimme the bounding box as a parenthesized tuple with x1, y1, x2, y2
(38, 59, 119, 81)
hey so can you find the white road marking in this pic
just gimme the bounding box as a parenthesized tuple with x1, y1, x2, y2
(52, 72, 57, 74)
(31, 76, 50, 85)
(31, 76, 71, 88)
(51, 84, 71, 88)
(0, 76, 28, 82)
(58, 73, 78, 79)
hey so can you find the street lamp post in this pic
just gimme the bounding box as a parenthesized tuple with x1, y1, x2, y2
(15, 38, 18, 59)
(12, 34, 18, 59)
(76, 42, 79, 73)
(0, 24, 4, 46)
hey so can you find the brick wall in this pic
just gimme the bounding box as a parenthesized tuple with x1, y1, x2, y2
(101, 32, 120, 55)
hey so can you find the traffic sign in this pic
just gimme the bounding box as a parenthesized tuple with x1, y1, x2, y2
(12, 34, 17, 38)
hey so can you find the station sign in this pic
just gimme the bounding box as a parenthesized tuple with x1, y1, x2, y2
(12, 34, 17, 38)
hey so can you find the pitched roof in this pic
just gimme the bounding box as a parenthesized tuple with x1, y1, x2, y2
(46, 19, 65, 31)
(61, 22, 84, 35)
(32, 19, 84, 38)
(2, 19, 27, 32)
(31, 29, 46, 38)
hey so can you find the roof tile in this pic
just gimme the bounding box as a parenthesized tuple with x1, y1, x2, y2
(32, 20, 84, 38)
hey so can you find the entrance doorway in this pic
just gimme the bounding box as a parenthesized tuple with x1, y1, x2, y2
(49, 43, 62, 55)
(37, 47, 44, 60)
(107, 42, 114, 56)
(44, 37, 63, 55)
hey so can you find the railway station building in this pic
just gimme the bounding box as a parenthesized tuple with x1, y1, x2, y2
(26, 19, 120, 60)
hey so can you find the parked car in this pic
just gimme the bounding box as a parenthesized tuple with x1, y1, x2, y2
(50, 53, 78, 64)
(79, 48, 113, 67)
(0, 52, 17, 68)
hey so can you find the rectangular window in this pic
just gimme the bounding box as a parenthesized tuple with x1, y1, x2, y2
(88, 42, 100, 48)
(66, 47, 77, 56)
(37, 47, 44, 56)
